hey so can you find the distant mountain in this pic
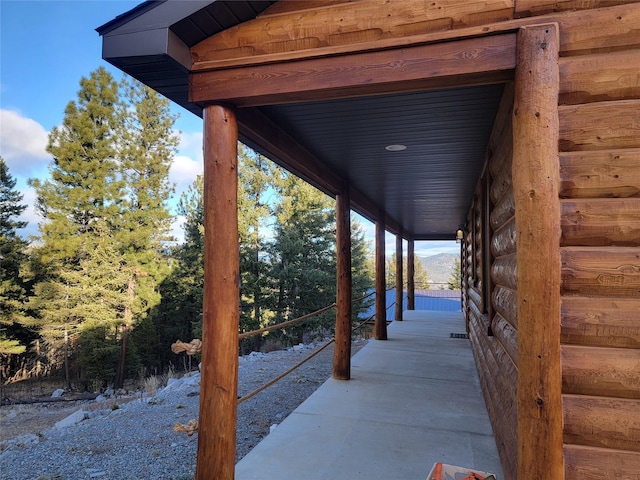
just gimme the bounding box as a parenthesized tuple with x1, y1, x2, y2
(419, 253, 459, 288)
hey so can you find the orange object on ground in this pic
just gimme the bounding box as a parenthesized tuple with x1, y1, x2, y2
(427, 462, 496, 480)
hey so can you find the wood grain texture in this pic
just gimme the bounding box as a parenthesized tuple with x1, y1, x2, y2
(561, 296, 640, 349)
(561, 198, 640, 246)
(489, 151, 513, 205)
(197, 105, 239, 480)
(395, 234, 403, 322)
(490, 188, 515, 230)
(561, 246, 640, 297)
(493, 285, 518, 329)
(491, 254, 517, 291)
(515, 0, 637, 17)
(189, 3, 640, 71)
(563, 394, 640, 452)
(493, 312, 518, 367)
(469, 311, 518, 480)
(566, 444, 640, 480)
(487, 82, 514, 158)
(562, 345, 640, 399)
(375, 215, 387, 340)
(333, 182, 352, 380)
(556, 3, 640, 56)
(560, 49, 640, 105)
(513, 23, 563, 480)
(559, 100, 640, 152)
(565, 444, 640, 480)
(560, 149, 640, 199)
(407, 238, 415, 311)
(192, 0, 514, 67)
(491, 217, 516, 257)
(190, 34, 516, 106)
(468, 286, 484, 315)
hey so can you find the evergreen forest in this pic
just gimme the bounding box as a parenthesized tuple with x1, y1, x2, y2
(0, 68, 375, 390)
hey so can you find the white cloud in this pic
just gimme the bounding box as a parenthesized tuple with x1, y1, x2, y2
(170, 130, 203, 195)
(0, 109, 49, 175)
(171, 154, 202, 186)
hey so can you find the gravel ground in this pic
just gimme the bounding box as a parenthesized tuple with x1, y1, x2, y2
(0, 340, 366, 480)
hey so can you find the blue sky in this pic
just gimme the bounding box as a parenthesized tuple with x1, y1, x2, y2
(0, 0, 458, 258)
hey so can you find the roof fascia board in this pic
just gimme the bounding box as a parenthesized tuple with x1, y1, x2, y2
(99, 0, 212, 36)
(101, 28, 191, 70)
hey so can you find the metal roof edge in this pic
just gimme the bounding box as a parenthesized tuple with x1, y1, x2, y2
(96, 1, 166, 36)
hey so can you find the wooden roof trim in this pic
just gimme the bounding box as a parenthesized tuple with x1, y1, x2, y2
(191, 2, 640, 73)
(190, 34, 516, 107)
(192, 20, 522, 73)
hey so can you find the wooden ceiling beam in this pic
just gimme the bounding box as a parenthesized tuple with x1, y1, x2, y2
(190, 34, 516, 107)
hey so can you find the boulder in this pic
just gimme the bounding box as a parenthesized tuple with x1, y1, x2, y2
(51, 388, 65, 398)
(54, 409, 86, 429)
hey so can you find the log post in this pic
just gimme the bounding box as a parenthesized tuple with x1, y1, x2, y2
(395, 234, 403, 321)
(197, 105, 239, 480)
(333, 181, 352, 380)
(375, 214, 387, 340)
(407, 238, 415, 310)
(513, 23, 563, 480)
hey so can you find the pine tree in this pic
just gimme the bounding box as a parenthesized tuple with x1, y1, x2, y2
(154, 176, 204, 370)
(30, 67, 121, 263)
(386, 253, 430, 289)
(27, 67, 126, 385)
(113, 77, 178, 386)
(0, 157, 28, 355)
(269, 174, 336, 343)
(238, 146, 275, 352)
(448, 257, 462, 290)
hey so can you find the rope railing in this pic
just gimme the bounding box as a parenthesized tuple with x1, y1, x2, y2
(237, 338, 335, 404)
(238, 303, 337, 340)
(173, 288, 403, 436)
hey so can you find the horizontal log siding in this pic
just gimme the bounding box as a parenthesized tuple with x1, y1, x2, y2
(558, 10, 640, 479)
(466, 84, 516, 479)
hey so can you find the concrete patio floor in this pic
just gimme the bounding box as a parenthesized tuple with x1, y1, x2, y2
(235, 310, 504, 480)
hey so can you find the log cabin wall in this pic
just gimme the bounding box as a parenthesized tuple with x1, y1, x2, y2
(553, 5, 640, 479)
(466, 84, 517, 480)
(462, 4, 640, 478)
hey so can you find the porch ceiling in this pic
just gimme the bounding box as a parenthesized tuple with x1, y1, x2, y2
(98, 0, 505, 241)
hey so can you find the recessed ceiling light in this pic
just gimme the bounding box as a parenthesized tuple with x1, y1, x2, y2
(385, 144, 407, 152)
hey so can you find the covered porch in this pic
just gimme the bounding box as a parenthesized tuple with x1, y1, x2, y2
(236, 310, 503, 480)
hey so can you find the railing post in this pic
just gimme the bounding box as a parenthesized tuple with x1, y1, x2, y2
(375, 213, 387, 340)
(197, 104, 239, 480)
(395, 233, 403, 321)
(407, 238, 415, 310)
(333, 181, 352, 380)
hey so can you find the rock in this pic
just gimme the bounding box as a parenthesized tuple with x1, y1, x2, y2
(95, 394, 105, 402)
(54, 409, 85, 429)
(104, 387, 114, 396)
(269, 424, 278, 434)
(275, 413, 283, 419)
(7, 410, 17, 419)
(51, 388, 65, 398)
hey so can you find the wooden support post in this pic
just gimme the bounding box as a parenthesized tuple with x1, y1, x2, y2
(395, 234, 403, 321)
(513, 23, 563, 480)
(333, 181, 352, 380)
(375, 214, 387, 340)
(407, 238, 415, 310)
(197, 105, 239, 480)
